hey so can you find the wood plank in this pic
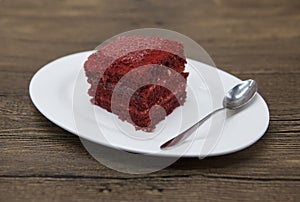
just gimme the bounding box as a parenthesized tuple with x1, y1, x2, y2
(0, 0, 299, 74)
(0, 177, 299, 202)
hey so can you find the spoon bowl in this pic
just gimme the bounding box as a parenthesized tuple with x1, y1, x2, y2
(223, 79, 258, 110)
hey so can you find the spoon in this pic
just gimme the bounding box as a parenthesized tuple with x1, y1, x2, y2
(160, 79, 258, 150)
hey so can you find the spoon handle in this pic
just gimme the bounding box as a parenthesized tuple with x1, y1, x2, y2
(160, 108, 224, 149)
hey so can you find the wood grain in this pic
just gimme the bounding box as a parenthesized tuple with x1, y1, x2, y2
(0, 0, 300, 201)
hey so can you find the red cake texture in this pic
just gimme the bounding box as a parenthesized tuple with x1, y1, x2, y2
(84, 36, 189, 131)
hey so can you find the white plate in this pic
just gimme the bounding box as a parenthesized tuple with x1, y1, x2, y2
(29, 51, 269, 157)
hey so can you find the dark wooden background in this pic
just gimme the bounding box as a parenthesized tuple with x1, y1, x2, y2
(1, 0, 299, 201)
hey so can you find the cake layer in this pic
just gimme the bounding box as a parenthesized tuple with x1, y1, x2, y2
(87, 72, 188, 94)
(85, 50, 187, 88)
(85, 49, 186, 76)
(87, 71, 188, 103)
(102, 51, 186, 84)
(94, 87, 187, 115)
(84, 36, 186, 76)
(93, 90, 187, 129)
(92, 82, 187, 112)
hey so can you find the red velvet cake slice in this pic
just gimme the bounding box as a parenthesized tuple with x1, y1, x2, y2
(84, 36, 189, 131)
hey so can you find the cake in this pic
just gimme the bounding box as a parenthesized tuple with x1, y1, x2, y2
(84, 36, 189, 131)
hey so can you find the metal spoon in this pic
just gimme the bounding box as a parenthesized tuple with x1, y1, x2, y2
(160, 79, 258, 150)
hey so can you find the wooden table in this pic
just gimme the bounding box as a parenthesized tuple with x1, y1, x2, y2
(1, 0, 299, 201)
